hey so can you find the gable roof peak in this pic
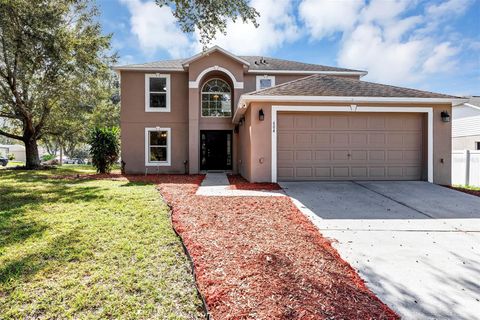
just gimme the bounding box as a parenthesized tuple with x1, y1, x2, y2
(181, 45, 251, 67)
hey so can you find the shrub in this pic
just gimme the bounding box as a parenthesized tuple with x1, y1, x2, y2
(42, 154, 55, 162)
(7, 153, 15, 160)
(89, 127, 120, 173)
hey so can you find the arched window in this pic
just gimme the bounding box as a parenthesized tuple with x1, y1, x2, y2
(201, 79, 232, 117)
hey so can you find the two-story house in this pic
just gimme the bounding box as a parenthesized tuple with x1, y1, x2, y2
(114, 46, 463, 185)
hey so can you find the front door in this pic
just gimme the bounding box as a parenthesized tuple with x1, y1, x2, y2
(200, 130, 232, 171)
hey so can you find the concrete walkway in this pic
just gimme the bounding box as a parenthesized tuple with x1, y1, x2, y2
(282, 181, 480, 320)
(195, 172, 285, 197)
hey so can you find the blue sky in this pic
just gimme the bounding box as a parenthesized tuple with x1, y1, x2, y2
(98, 0, 480, 96)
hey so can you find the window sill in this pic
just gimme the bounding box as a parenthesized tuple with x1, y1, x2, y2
(145, 107, 171, 113)
(145, 162, 171, 167)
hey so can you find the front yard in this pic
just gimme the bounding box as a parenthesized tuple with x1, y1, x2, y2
(1, 167, 398, 319)
(0, 166, 204, 319)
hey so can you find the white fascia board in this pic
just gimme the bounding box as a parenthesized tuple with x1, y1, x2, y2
(240, 95, 463, 104)
(112, 67, 185, 72)
(233, 95, 464, 123)
(464, 103, 480, 111)
(247, 70, 368, 77)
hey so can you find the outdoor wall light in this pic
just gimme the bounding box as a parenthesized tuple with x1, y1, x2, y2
(441, 111, 450, 122)
(259, 109, 265, 121)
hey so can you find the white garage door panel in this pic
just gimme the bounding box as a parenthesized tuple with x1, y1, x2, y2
(277, 112, 424, 181)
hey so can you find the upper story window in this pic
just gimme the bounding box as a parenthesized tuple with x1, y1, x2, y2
(256, 75, 275, 90)
(145, 74, 171, 112)
(201, 79, 232, 117)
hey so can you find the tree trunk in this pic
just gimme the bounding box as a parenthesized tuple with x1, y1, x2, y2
(59, 143, 63, 166)
(24, 138, 41, 169)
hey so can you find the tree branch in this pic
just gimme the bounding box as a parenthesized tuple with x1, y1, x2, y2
(0, 127, 23, 141)
(0, 112, 19, 119)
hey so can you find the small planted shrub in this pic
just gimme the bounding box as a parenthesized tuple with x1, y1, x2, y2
(89, 127, 120, 174)
(8, 153, 15, 161)
(41, 154, 55, 162)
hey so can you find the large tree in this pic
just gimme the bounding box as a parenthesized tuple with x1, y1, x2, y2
(0, 0, 114, 169)
(41, 71, 119, 164)
(157, 0, 259, 48)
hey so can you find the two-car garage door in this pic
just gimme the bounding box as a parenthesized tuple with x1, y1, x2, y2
(277, 112, 425, 181)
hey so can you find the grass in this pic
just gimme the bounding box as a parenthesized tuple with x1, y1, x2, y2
(0, 166, 204, 319)
(5, 161, 24, 167)
(453, 184, 480, 191)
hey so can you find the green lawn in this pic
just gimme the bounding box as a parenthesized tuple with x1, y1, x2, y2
(5, 160, 24, 167)
(0, 166, 204, 319)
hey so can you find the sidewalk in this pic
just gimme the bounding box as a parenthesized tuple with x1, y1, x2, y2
(195, 172, 285, 197)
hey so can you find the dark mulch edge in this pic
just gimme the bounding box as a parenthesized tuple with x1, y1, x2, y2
(157, 186, 212, 320)
(5, 165, 57, 171)
(227, 174, 282, 190)
(444, 185, 480, 197)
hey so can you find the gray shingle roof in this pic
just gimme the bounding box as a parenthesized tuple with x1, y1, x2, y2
(249, 74, 457, 98)
(114, 56, 365, 74)
(239, 56, 364, 73)
(115, 59, 185, 70)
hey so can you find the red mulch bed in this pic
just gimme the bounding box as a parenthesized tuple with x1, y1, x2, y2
(150, 175, 399, 320)
(446, 185, 480, 197)
(227, 174, 282, 190)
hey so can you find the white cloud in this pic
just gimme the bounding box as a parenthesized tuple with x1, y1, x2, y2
(119, 0, 191, 58)
(423, 42, 459, 73)
(197, 0, 300, 55)
(426, 0, 472, 18)
(338, 23, 426, 83)
(299, 0, 364, 39)
(297, 0, 471, 85)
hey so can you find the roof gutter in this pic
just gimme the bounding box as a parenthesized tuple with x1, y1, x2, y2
(112, 67, 186, 72)
(464, 103, 480, 111)
(233, 95, 467, 123)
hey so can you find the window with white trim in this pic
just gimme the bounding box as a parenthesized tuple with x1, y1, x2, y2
(145, 74, 171, 112)
(145, 127, 171, 166)
(256, 75, 275, 90)
(201, 79, 232, 117)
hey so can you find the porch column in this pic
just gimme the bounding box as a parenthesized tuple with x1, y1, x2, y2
(188, 87, 200, 173)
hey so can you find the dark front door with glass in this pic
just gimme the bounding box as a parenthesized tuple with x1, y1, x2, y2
(200, 130, 232, 171)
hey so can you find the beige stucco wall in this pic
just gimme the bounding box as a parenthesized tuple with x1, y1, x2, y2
(120, 71, 189, 174)
(238, 107, 252, 180)
(186, 51, 247, 173)
(244, 102, 452, 185)
(453, 135, 480, 150)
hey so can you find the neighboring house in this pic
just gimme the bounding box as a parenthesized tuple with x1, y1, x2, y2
(452, 97, 480, 150)
(114, 46, 463, 185)
(0, 144, 26, 162)
(0, 146, 8, 157)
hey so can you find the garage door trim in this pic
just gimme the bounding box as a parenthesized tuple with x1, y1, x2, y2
(271, 105, 433, 183)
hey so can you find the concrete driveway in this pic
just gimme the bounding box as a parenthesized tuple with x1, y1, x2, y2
(281, 181, 480, 320)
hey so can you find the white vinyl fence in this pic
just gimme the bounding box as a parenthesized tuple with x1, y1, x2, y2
(452, 150, 480, 186)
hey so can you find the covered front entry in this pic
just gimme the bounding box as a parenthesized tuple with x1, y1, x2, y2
(200, 130, 233, 171)
(276, 112, 425, 181)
